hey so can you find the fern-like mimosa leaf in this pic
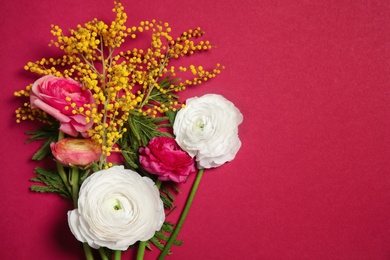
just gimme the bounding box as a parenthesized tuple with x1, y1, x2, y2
(30, 167, 71, 198)
(31, 136, 56, 160)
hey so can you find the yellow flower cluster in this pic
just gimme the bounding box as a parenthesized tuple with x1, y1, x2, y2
(15, 1, 223, 165)
(14, 106, 50, 124)
(14, 84, 51, 123)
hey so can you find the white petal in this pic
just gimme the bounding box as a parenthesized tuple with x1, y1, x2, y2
(174, 94, 243, 169)
(67, 166, 165, 250)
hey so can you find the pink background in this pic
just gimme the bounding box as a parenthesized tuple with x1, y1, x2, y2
(1, 0, 390, 259)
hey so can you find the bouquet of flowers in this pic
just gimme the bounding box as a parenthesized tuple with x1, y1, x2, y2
(14, 1, 243, 259)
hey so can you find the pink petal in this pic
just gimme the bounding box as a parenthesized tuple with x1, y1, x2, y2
(33, 99, 70, 123)
(59, 123, 78, 137)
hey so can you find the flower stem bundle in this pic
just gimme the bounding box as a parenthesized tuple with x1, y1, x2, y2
(14, 1, 242, 259)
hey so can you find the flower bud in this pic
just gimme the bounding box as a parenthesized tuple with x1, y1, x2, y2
(50, 138, 101, 166)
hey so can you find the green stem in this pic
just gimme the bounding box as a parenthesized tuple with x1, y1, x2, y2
(98, 248, 109, 260)
(56, 131, 93, 259)
(82, 243, 94, 260)
(70, 167, 80, 208)
(156, 179, 162, 189)
(56, 162, 72, 194)
(56, 131, 72, 194)
(136, 242, 146, 260)
(98, 97, 110, 170)
(139, 47, 170, 109)
(136, 179, 162, 260)
(58, 130, 65, 141)
(114, 250, 121, 260)
(158, 169, 204, 260)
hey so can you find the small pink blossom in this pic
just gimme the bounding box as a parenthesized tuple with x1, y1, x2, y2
(139, 137, 196, 183)
(50, 138, 101, 166)
(30, 75, 94, 137)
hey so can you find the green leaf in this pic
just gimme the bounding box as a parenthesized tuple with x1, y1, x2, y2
(30, 167, 71, 198)
(160, 193, 174, 209)
(26, 124, 59, 161)
(150, 236, 166, 252)
(121, 112, 172, 155)
(145, 241, 152, 250)
(147, 221, 183, 254)
(99, 247, 113, 259)
(165, 110, 177, 126)
(79, 168, 92, 183)
(25, 124, 59, 143)
(127, 115, 142, 143)
(121, 150, 139, 169)
(162, 186, 177, 202)
(159, 182, 181, 209)
(158, 75, 182, 88)
(31, 136, 56, 160)
(154, 231, 183, 246)
(161, 221, 175, 233)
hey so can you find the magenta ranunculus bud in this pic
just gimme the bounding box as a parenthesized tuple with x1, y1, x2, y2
(30, 75, 94, 137)
(50, 138, 102, 166)
(139, 137, 196, 183)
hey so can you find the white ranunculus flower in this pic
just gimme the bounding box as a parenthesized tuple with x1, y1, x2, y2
(67, 165, 165, 250)
(173, 94, 243, 168)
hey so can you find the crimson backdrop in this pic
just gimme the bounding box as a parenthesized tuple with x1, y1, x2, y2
(1, 0, 390, 259)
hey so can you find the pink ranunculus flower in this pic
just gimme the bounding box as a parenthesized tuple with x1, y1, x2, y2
(139, 137, 196, 183)
(50, 138, 101, 166)
(30, 75, 94, 137)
